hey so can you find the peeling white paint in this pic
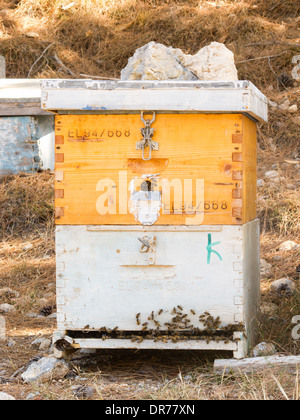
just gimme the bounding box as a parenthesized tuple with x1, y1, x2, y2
(0, 115, 54, 175)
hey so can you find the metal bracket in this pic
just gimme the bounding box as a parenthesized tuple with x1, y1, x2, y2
(136, 111, 159, 161)
(138, 236, 157, 265)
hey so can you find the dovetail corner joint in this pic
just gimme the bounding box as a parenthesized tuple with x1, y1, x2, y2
(55, 207, 64, 218)
(55, 153, 64, 163)
(232, 207, 242, 218)
(232, 152, 242, 162)
(232, 189, 242, 199)
(55, 189, 64, 199)
(232, 170, 243, 180)
(55, 171, 64, 181)
(232, 134, 243, 143)
(55, 135, 64, 144)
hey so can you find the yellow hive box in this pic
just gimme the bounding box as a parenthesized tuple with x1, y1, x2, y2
(54, 113, 257, 225)
(41, 80, 268, 226)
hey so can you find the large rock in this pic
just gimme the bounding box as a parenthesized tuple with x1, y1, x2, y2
(21, 356, 69, 383)
(121, 42, 196, 81)
(121, 41, 238, 81)
(181, 42, 238, 81)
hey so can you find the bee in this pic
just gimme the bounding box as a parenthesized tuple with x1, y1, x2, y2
(102, 335, 107, 341)
(154, 320, 161, 327)
(113, 326, 118, 332)
(181, 335, 188, 341)
(177, 305, 183, 311)
(190, 309, 196, 315)
(148, 311, 154, 321)
(137, 337, 144, 343)
(136, 313, 141, 326)
(158, 309, 164, 315)
(171, 307, 177, 315)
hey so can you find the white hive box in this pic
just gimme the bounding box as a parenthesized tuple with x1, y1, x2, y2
(54, 221, 260, 359)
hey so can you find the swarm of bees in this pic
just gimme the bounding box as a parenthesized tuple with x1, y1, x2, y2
(94, 307, 245, 345)
(130, 306, 245, 344)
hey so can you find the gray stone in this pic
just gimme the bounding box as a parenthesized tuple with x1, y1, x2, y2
(268, 99, 278, 108)
(270, 278, 296, 296)
(31, 337, 51, 351)
(7, 339, 16, 347)
(289, 104, 298, 113)
(260, 302, 278, 316)
(180, 42, 238, 81)
(26, 392, 40, 400)
(0, 303, 16, 314)
(0, 56, 5, 78)
(39, 338, 52, 351)
(22, 243, 33, 251)
(0, 288, 19, 300)
(278, 240, 300, 252)
(251, 342, 277, 357)
(260, 259, 272, 278)
(26, 312, 40, 318)
(21, 356, 69, 383)
(278, 99, 290, 111)
(72, 385, 95, 398)
(31, 338, 43, 348)
(264, 170, 280, 183)
(257, 178, 265, 187)
(121, 41, 238, 81)
(0, 392, 15, 400)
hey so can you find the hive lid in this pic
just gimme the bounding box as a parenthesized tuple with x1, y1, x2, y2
(41, 80, 268, 123)
(0, 79, 50, 116)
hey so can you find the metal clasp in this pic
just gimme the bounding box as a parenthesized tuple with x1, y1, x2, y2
(136, 111, 159, 161)
(138, 236, 157, 265)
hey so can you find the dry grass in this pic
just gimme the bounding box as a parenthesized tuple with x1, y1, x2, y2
(0, 172, 54, 240)
(0, 0, 299, 87)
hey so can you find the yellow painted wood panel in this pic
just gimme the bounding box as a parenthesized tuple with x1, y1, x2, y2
(242, 115, 257, 223)
(55, 113, 257, 225)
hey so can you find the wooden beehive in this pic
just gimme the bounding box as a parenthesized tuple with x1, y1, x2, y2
(41, 80, 268, 359)
(54, 113, 257, 226)
(42, 80, 268, 227)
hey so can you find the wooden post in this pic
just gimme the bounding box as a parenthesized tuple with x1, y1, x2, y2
(214, 355, 300, 375)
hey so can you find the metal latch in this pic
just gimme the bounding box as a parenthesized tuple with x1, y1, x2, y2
(138, 235, 156, 265)
(136, 111, 159, 161)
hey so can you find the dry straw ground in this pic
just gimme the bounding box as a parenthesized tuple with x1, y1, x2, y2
(0, 0, 299, 400)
